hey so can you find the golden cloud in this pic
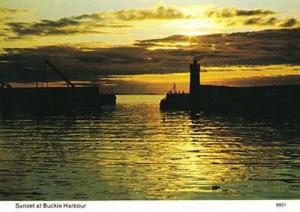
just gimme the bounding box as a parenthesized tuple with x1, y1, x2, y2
(4, 6, 190, 38)
(205, 7, 299, 28)
(205, 8, 276, 18)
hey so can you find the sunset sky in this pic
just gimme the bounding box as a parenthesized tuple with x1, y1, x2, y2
(1, 0, 300, 93)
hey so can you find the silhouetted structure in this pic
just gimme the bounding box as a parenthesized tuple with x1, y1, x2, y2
(0, 60, 116, 116)
(189, 57, 200, 95)
(160, 58, 300, 118)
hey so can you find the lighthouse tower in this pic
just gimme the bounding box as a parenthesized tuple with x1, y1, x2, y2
(189, 57, 200, 95)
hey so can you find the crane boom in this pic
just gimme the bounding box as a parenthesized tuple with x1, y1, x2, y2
(0, 81, 12, 88)
(45, 59, 76, 88)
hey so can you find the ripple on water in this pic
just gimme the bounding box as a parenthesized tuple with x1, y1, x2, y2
(0, 95, 299, 200)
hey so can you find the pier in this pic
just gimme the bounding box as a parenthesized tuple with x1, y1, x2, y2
(0, 60, 116, 115)
(160, 59, 300, 118)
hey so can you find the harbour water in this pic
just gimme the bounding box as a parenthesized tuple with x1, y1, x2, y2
(0, 95, 299, 200)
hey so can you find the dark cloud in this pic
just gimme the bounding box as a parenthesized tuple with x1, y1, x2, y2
(242, 17, 278, 26)
(236, 9, 275, 16)
(74, 6, 190, 21)
(6, 18, 132, 38)
(0, 7, 27, 14)
(4, 6, 189, 38)
(74, 13, 103, 21)
(280, 18, 298, 27)
(264, 17, 277, 25)
(206, 7, 299, 28)
(112, 6, 191, 21)
(206, 8, 275, 18)
(0, 7, 28, 23)
(1, 28, 300, 83)
(6, 19, 120, 37)
(243, 17, 262, 25)
(236, 17, 299, 28)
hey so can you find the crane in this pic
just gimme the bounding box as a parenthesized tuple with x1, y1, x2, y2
(45, 59, 76, 88)
(0, 81, 12, 88)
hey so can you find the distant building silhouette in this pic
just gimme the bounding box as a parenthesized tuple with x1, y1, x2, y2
(189, 57, 200, 95)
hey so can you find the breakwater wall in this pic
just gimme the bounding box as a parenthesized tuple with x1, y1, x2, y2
(0, 87, 116, 115)
(160, 85, 300, 118)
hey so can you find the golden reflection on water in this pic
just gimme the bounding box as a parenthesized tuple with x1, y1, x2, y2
(0, 95, 299, 200)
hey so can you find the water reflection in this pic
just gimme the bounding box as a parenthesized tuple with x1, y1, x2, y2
(0, 95, 299, 200)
